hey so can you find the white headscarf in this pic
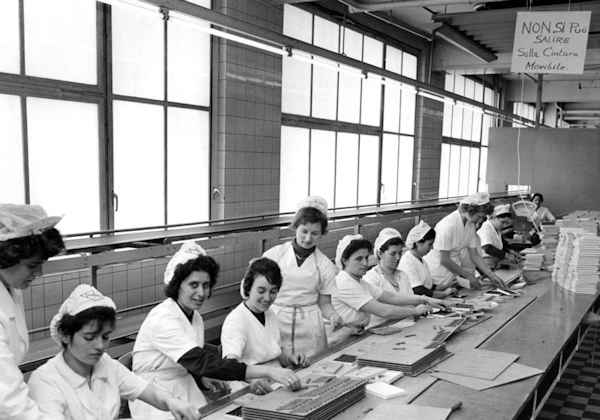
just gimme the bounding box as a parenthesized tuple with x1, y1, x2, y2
(459, 192, 490, 206)
(296, 196, 328, 217)
(405, 221, 432, 249)
(163, 241, 208, 285)
(0, 204, 62, 241)
(49, 284, 116, 346)
(335, 234, 364, 269)
(493, 204, 511, 217)
(374, 228, 402, 256)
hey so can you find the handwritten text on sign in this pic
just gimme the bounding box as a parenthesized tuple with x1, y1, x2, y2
(511, 11, 591, 74)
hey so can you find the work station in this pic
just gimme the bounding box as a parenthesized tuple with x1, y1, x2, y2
(1, 0, 600, 419)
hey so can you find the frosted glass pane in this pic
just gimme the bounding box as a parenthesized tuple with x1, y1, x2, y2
(383, 81, 400, 133)
(462, 108, 472, 140)
(312, 58, 337, 120)
(24, 0, 96, 84)
(451, 106, 463, 139)
(397, 136, 414, 202)
(0, 0, 19, 74)
(113, 101, 164, 229)
(282, 56, 311, 116)
(313, 16, 338, 52)
(484, 87, 495, 106)
(335, 132, 358, 208)
(187, 0, 210, 6)
(342, 28, 362, 60)
(458, 147, 470, 196)
(464, 79, 474, 99)
(479, 147, 488, 192)
(402, 52, 417, 79)
(363, 36, 383, 67)
(27, 98, 99, 233)
(472, 112, 482, 143)
(381, 134, 398, 204)
(168, 17, 210, 106)
(474, 83, 484, 102)
(338, 67, 361, 123)
(358, 135, 379, 206)
(439, 143, 450, 199)
(280, 126, 309, 213)
(283, 5, 312, 43)
(385, 46, 402, 74)
(468, 148, 480, 194)
(309, 130, 335, 206)
(112, 5, 163, 99)
(481, 114, 491, 146)
(448, 144, 461, 197)
(400, 90, 415, 135)
(445, 72, 454, 91)
(442, 103, 452, 137)
(167, 108, 209, 224)
(0, 94, 24, 203)
(361, 77, 382, 127)
(454, 75, 465, 96)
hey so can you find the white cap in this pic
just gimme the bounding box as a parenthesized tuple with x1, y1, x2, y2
(49, 284, 116, 346)
(459, 192, 490, 206)
(0, 204, 62, 241)
(493, 204, 511, 217)
(296, 196, 328, 216)
(335, 234, 364, 269)
(406, 221, 432, 249)
(164, 241, 207, 285)
(374, 228, 402, 256)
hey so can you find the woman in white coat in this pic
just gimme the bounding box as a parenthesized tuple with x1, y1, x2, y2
(130, 242, 301, 419)
(28, 284, 200, 420)
(221, 257, 307, 395)
(0, 204, 64, 419)
(263, 197, 343, 358)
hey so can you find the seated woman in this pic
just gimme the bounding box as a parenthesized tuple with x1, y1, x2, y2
(332, 235, 430, 331)
(398, 221, 455, 298)
(221, 258, 307, 395)
(531, 193, 556, 228)
(28, 285, 200, 420)
(362, 228, 444, 327)
(130, 242, 301, 419)
(478, 204, 522, 268)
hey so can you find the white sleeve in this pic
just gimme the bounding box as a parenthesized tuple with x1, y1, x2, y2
(220, 311, 247, 360)
(399, 255, 423, 288)
(478, 223, 494, 247)
(27, 369, 65, 420)
(433, 222, 454, 251)
(336, 277, 373, 311)
(0, 327, 45, 420)
(468, 229, 481, 249)
(150, 312, 199, 362)
(112, 359, 148, 401)
(263, 244, 284, 262)
(361, 270, 384, 300)
(317, 252, 338, 295)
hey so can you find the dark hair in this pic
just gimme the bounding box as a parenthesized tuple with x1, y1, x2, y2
(164, 255, 220, 300)
(291, 207, 328, 234)
(531, 193, 544, 203)
(341, 239, 373, 268)
(242, 257, 282, 298)
(459, 202, 494, 216)
(379, 237, 405, 254)
(412, 228, 436, 249)
(57, 306, 116, 349)
(0, 228, 64, 269)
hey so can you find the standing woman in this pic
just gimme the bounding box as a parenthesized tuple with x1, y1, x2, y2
(263, 197, 343, 358)
(0, 204, 64, 419)
(130, 242, 300, 419)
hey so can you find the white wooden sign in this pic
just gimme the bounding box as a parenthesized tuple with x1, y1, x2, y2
(511, 11, 591, 74)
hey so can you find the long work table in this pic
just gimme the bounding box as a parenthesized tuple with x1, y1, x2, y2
(201, 271, 598, 420)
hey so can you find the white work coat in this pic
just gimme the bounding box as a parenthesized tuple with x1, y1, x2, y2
(362, 265, 414, 327)
(130, 298, 207, 419)
(263, 242, 336, 357)
(28, 352, 147, 420)
(423, 210, 479, 285)
(398, 251, 433, 291)
(332, 270, 373, 327)
(220, 303, 281, 366)
(478, 219, 503, 258)
(0, 281, 43, 419)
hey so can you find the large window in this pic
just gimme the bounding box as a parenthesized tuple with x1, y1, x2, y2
(439, 72, 499, 198)
(512, 102, 538, 127)
(0, 0, 211, 233)
(280, 5, 417, 212)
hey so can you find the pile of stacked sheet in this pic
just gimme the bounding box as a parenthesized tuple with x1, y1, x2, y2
(241, 376, 366, 420)
(552, 227, 600, 294)
(357, 344, 451, 377)
(521, 252, 544, 270)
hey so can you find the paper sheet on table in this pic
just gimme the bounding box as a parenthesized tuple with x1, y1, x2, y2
(363, 401, 451, 420)
(431, 362, 543, 391)
(433, 348, 520, 380)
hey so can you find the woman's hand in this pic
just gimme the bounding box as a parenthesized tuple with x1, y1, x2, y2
(249, 379, 273, 395)
(329, 313, 345, 331)
(200, 377, 231, 394)
(268, 367, 302, 391)
(166, 398, 202, 420)
(423, 296, 446, 309)
(414, 304, 430, 316)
